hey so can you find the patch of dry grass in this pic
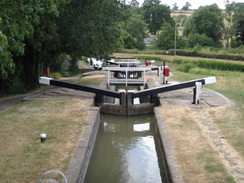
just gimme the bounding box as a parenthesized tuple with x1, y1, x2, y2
(77, 75, 107, 86)
(159, 105, 235, 183)
(0, 99, 88, 183)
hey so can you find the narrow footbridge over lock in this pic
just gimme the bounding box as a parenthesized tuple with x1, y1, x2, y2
(39, 76, 216, 116)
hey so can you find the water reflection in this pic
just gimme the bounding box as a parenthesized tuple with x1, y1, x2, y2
(84, 114, 164, 183)
(133, 123, 150, 132)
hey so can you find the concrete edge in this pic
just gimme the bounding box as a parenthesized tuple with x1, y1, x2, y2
(154, 107, 185, 183)
(203, 88, 232, 107)
(66, 107, 100, 183)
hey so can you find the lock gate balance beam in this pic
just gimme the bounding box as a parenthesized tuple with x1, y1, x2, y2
(39, 77, 121, 100)
(132, 77, 216, 99)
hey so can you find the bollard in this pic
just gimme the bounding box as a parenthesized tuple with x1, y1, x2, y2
(40, 133, 46, 143)
(46, 67, 50, 77)
(193, 82, 202, 104)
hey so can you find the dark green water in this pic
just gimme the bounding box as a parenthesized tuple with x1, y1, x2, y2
(84, 114, 165, 183)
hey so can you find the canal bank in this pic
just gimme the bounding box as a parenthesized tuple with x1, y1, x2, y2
(66, 107, 100, 183)
(66, 107, 181, 183)
(64, 77, 236, 183)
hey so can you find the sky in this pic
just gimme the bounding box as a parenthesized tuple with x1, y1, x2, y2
(136, 0, 244, 9)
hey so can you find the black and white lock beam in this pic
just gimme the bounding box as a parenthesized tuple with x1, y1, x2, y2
(132, 76, 216, 99)
(39, 77, 121, 98)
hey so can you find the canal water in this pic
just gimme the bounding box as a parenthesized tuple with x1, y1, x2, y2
(84, 114, 167, 183)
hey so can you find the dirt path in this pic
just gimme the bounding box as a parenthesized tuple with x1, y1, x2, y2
(191, 107, 244, 182)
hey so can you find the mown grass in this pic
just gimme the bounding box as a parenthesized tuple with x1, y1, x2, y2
(198, 153, 236, 183)
(0, 99, 88, 183)
(77, 75, 107, 85)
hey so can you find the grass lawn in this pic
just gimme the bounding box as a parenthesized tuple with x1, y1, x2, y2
(0, 98, 89, 183)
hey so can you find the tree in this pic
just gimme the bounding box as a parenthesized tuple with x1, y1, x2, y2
(172, 3, 179, 11)
(173, 14, 188, 27)
(156, 23, 175, 50)
(59, 0, 123, 59)
(142, 0, 174, 35)
(0, 0, 125, 95)
(119, 7, 146, 50)
(0, 0, 36, 80)
(187, 33, 215, 47)
(181, 2, 191, 11)
(130, 0, 139, 7)
(183, 4, 224, 45)
(0, 30, 15, 81)
(119, 30, 135, 49)
(225, 2, 244, 47)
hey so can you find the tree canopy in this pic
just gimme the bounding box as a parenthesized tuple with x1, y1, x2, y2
(0, 0, 125, 95)
(183, 4, 224, 44)
(156, 22, 175, 50)
(1, 0, 243, 96)
(181, 2, 191, 11)
(142, 0, 174, 35)
(225, 2, 244, 47)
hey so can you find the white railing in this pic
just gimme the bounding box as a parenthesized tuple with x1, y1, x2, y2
(106, 67, 150, 86)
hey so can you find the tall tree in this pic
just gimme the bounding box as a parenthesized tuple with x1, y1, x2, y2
(0, 0, 125, 95)
(181, 2, 191, 11)
(120, 7, 146, 49)
(156, 22, 175, 49)
(142, 0, 174, 35)
(173, 14, 188, 27)
(59, 0, 123, 59)
(183, 4, 224, 43)
(0, 0, 35, 80)
(225, 2, 244, 47)
(172, 3, 179, 11)
(130, 0, 139, 7)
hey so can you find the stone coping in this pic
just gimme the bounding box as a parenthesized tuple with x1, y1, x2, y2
(66, 107, 100, 183)
(155, 107, 184, 183)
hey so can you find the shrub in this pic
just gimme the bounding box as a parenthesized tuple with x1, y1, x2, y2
(195, 60, 244, 72)
(187, 33, 215, 47)
(178, 62, 195, 72)
(193, 43, 202, 52)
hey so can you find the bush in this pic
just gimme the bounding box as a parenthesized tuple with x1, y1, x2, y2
(195, 60, 244, 72)
(187, 33, 215, 47)
(193, 44, 202, 52)
(178, 62, 195, 72)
